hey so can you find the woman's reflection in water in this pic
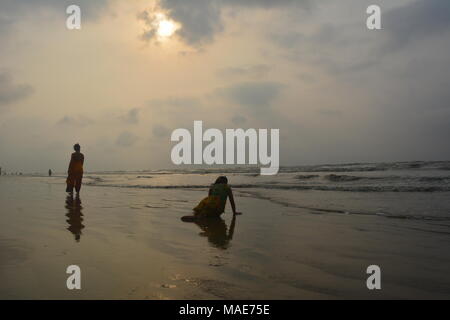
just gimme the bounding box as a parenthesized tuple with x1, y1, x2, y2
(65, 194, 84, 242)
(194, 215, 236, 250)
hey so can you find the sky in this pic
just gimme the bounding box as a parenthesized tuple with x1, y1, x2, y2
(0, 0, 449, 173)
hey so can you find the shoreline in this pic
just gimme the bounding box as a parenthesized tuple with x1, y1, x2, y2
(1, 177, 450, 299)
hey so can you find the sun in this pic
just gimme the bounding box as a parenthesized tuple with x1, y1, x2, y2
(157, 19, 177, 37)
(139, 10, 180, 42)
(152, 12, 179, 38)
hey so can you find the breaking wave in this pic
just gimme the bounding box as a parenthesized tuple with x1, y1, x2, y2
(84, 182, 450, 193)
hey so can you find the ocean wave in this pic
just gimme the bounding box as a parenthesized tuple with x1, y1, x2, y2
(418, 176, 450, 182)
(295, 174, 319, 180)
(323, 174, 450, 183)
(240, 191, 450, 222)
(325, 174, 363, 182)
(287, 166, 386, 173)
(82, 161, 450, 175)
(84, 182, 450, 192)
(239, 184, 450, 192)
(282, 161, 450, 173)
(84, 176, 105, 183)
(240, 173, 260, 177)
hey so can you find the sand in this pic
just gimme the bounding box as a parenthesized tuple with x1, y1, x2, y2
(1, 176, 450, 299)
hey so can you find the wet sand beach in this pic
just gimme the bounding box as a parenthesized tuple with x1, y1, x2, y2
(1, 175, 450, 299)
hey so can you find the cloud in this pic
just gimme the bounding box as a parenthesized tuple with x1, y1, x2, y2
(225, 0, 304, 7)
(271, 31, 305, 50)
(57, 115, 93, 127)
(148, 96, 202, 109)
(120, 108, 140, 124)
(116, 131, 138, 147)
(270, 22, 381, 76)
(217, 64, 271, 79)
(317, 109, 342, 117)
(0, 71, 33, 108)
(298, 73, 315, 84)
(141, 0, 310, 47)
(158, 0, 222, 46)
(231, 115, 247, 125)
(217, 81, 284, 109)
(3, 0, 450, 171)
(270, 1, 450, 76)
(384, 0, 450, 50)
(152, 124, 171, 138)
(138, 10, 158, 42)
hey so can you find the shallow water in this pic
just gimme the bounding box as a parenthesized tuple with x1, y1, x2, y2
(77, 161, 450, 219)
(1, 173, 450, 299)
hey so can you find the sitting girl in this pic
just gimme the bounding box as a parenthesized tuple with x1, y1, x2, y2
(193, 176, 241, 218)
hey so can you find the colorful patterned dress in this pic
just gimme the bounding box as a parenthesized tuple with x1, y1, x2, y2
(193, 184, 230, 217)
(66, 152, 84, 193)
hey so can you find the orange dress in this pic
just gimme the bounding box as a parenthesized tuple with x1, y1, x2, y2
(193, 184, 230, 217)
(66, 152, 84, 193)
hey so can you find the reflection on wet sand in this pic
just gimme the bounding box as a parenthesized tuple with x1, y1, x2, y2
(193, 215, 236, 250)
(65, 194, 84, 242)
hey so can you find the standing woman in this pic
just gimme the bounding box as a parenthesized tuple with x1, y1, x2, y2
(66, 143, 84, 195)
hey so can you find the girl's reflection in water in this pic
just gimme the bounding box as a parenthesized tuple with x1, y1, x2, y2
(65, 194, 85, 242)
(192, 215, 236, 250)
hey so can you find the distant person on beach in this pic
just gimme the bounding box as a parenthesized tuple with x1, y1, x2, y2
(48, 169, 52, 177)
(66, 143, 84, 195)
(192, 176, 242, 218)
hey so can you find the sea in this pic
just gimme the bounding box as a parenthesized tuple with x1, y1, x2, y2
(77, 160, 450, 222)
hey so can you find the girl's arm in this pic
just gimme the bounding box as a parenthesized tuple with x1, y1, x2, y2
(228, 188, 241, 215)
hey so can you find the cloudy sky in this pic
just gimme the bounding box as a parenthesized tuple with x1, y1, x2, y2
(0, 0, 449, 172)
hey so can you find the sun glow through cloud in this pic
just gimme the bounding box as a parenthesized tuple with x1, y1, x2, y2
(157, 18, 177, 37)
(153, 12, 179, 39)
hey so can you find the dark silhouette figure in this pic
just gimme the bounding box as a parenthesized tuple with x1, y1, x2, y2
(48, 169, 52, 177)
(192, 176, 241, 218)
(65, 194, 84, 242)
(193, 215, 237, 250)
(66, 143, 84, 194)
